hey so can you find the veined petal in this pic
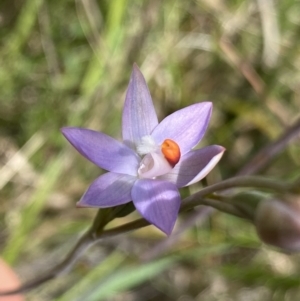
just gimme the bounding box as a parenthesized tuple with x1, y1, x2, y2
(61, 127, 140, 176)
(122, 64, 158, 149)
(159, 145, 225, 187)
(132, 179, 181, 235)
(151, 102, 212, 155)
(77, 172, 136, 207)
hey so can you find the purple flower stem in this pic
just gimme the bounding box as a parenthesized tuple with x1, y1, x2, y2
(237, 117, 300, 176)
(181, 175, 290, 211)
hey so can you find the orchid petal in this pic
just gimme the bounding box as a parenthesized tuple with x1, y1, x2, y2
(61, 127, 140, 176)
(77, 172, 136, 207)
(151, 102, 212, 155)
(122, 64, 158, 149)
(159, 145, 225, 187)
(132, 179, 181, 235)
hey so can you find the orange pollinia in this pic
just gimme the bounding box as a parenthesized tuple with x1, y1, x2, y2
(161, 139, 181, 167)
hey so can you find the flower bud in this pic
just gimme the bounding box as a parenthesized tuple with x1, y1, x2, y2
(255, 197, 300, 252)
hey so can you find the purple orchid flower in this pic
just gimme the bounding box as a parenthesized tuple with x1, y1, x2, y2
(61, 64, 225, 235)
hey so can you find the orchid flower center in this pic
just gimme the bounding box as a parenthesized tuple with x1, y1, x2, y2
(136, 135, 181, 179)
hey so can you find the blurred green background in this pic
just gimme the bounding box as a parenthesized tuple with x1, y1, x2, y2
(0, 0, 300, 300)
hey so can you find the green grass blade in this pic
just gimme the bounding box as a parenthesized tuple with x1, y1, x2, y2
(82, 257, 174, 301)
(55, 251, 125, 301)
(2, 153, 65, 264)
